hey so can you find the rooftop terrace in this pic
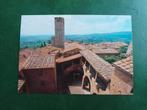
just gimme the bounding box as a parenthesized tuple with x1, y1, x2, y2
(80, 49, 114, 81)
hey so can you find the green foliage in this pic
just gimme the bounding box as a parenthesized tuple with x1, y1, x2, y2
(102, 46, 128, 63)
(102, 55, 118, 63)
(119, 46, 128, 53)
(24, 46, 28, 48)
(119, 46, 128, 59)
(39, 42, 46, 48)
(48, 40, 51, 44)
(119, 53, 126, 59)
(43, 42, 46, 46)
(20, 46, 28, 50)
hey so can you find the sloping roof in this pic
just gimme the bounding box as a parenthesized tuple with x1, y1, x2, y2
(63, 46, 80, 53)
(33, 45, 61, 56)
(19, 46, 60, 71)
(95, 42, 128, 49)
(64, 42, 85, 53)
(81, 43, 119, 55)
(82, 44, 95, 50)
(91, 48, 119, 55)
(56, 54, 82, 63)
(80, 49, 114, 81)
(113, 56, 133, 75)
(23, 55, 55, 69)
(19, 49, 33, 71)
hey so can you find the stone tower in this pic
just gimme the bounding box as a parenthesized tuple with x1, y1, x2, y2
(52, 17, 64, 48)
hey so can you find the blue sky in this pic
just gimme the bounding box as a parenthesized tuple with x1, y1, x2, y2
(20, 15, 132, 36)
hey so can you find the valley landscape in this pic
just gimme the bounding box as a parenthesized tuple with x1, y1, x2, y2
(20, 31, 132, 49)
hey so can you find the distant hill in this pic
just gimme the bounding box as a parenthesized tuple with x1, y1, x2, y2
(20, 31, 132, 49)
(20, 35, 52, 49)
(66, 31, 132, 44)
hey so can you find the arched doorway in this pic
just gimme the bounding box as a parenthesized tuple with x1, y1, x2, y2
(83, 76, 91, 92)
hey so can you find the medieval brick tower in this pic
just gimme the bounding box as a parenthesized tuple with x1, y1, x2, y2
(52, 17, 64, 48)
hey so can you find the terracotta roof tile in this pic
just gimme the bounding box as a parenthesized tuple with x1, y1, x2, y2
(95, 42, 128, 49)
(64, 43, 85, 53)
(23, 55, 55, 69)
(80, 49, 114, 81)
(91, 48, 119, 55)
(113, 56, 133, 75)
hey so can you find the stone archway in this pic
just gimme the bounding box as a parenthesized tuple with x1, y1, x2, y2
(82, 76, 91, 92)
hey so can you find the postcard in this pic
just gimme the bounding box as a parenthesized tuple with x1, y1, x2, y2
(18, 15, 133, 95)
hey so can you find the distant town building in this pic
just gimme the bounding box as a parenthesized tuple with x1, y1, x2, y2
(95, 42, 128, 49)
(52, 17, 64, 48)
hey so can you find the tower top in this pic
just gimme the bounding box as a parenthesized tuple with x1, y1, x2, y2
(55, 17, 64, 22)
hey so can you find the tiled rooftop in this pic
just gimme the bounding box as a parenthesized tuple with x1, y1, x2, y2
(64, 42, 85, 53)
(80, 49, 114, 81)
(80, 43, 119, 55)
(19, 49, 33, 71)
(95, 42, 128, 49)
(91, 48, 119, 55)
(113, 56, 133, 75)
(19, 46, 61, 71)
(23, 55, 55, 69)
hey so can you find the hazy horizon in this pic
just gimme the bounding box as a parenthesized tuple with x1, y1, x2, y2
(21, 31, 132, 37)
(20, 15, 132, 36)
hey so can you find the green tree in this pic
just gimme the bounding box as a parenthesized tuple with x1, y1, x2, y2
(102, 55, 117, 64)
(40, 42, 44, 47)
(43, 42, 46, 46)
(119, 46, 128, 53)
(48, 40, 51, 44)
(23, 46, 28, 49)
